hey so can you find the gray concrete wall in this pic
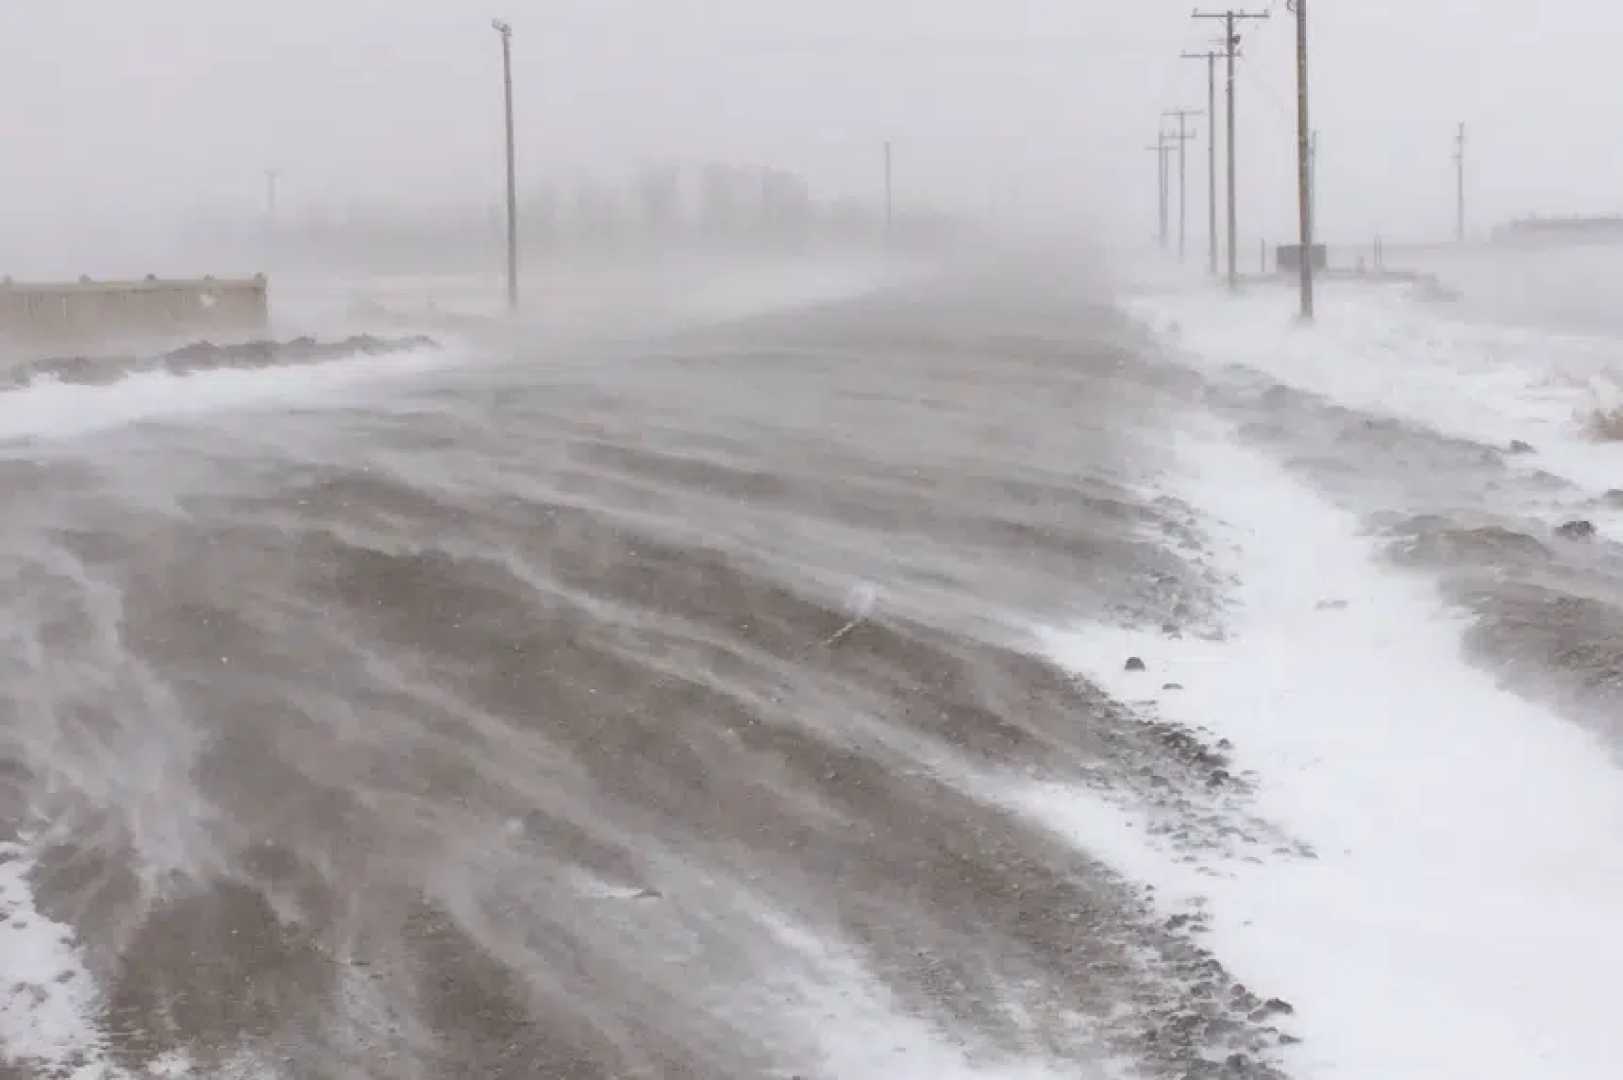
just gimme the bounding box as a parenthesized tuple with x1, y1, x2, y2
(0, 276, 269, 345)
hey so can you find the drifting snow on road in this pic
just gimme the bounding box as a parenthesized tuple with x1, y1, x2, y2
(0, 263, 1301, 1079)
(1, 255, 1620, 1079)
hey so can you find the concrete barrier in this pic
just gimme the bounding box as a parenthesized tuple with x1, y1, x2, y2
(0, 276, 269, 346)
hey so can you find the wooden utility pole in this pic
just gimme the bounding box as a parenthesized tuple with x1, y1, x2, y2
(493, 19, 519, 313)
(1163, 110, 1202, 262)
(1193, 8, 1270, 289)
(884, 140, 894, 235)
(1146, 135, 1174, 250)
(1292, 0, 1313, 320)
(1181, 51, 1221, 276)
(1310, 130, 1319, 237)
(1454, 122, 1467, 244)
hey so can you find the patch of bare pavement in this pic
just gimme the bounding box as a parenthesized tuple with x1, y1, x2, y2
(0, 261, 1299, 1078)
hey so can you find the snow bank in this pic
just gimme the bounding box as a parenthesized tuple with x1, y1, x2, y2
(1128, 283, 1623, 518)
(0, 340, 452, 442)
(1021, 415, 1623, 1079)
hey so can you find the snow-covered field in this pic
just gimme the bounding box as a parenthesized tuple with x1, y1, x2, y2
(1033, 424, 1623, 1079)
(1131, 278, 1623, 517)
(1027, 259, 1623, 1079)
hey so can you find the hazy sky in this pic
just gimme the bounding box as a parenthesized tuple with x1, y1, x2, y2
(2, 0, 1621, 263)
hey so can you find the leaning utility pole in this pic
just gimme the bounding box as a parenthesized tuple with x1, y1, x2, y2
(1163, 110, 1203, 262)
(1181, 50, 1221, 275)
(1454, 122, 1467, 244)
(1193, 8, 1270, 289)
(493, 18, 519, 313)
(1291, 0, 1313, 320)
(1146, 135, 1174, 250)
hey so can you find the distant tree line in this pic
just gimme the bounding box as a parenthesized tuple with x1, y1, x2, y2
(181, 161, 966, 273)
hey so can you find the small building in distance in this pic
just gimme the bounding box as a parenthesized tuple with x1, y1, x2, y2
(1492, 215, 1623, 245)
(1275, 243, 1329, 273)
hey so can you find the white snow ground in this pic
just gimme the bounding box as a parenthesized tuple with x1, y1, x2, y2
(0, 841, 113, 1077)
(0, 342, 455, 443)
(1019, 276, 1623, 1079)
(1127, 282, 1623, 531)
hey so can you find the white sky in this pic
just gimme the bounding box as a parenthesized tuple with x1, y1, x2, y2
(1, 1, 1620, 256)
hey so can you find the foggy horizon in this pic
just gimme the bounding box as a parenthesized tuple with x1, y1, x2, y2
(5, 1, 1623, 276)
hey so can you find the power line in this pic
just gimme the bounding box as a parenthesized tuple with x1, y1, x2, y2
(1146, 133, 1176, 250)
(492, 18, 519, 314)
(1310, 129, 1319, 238)
(1162, 111, 1202, 261)
(1193, 8, 1272, 289)
(884, 139, 894, 236)
(1291, 1, 1314, 318)
(1181, 51, 1221, 275)
(1454, 122, 1467, 244)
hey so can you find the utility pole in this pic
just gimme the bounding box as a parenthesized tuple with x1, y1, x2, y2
(1310, 130, 1319, 238)
(1291, 0, 1313, 320)
(264, 170, 280, 223)
(493, 18, 519, 313)
(1181, 50, 1221, 276)
(884, 140, 894, 236)
(1193, 8, 1270, 289)
(1146, 135, 1174, 250)
(1163, 110, 1202, 262)
(1454, 122, 1467, 244)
